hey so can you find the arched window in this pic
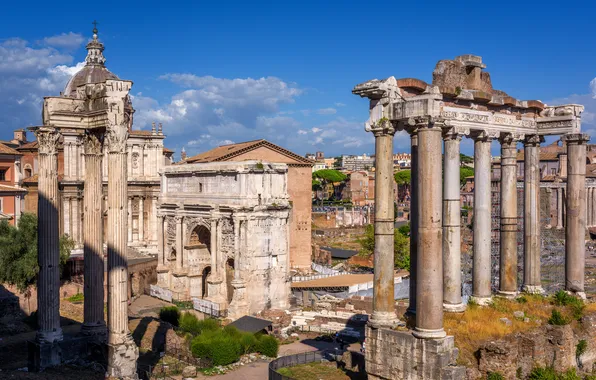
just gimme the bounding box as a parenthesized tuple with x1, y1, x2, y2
(189, 225, 210, 250)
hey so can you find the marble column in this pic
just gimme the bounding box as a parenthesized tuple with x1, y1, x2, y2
(157, 215, 165, 266)
(81, 129, 107, 340)
(564, 133, 589, 298)
(498, 134, 519, 298)
(35, 127, 63, 343)
(127, 198, 133, 243)
(442, 129, 465, 312)
(139, 197, 144, 243)
(523, 135, 543, 294)
(106, 124, 138, 378)
(368, 118, 398, 328)
(175, 215, 184, 271)
(471, 132, 494, 305)
(210, 218, 218, 277)
(406, 129, 418, 317)
(413, 120, 445, 339)
(228, 217, 248, 318)
(557, 187, 564, 229)
(590, 187, 594, 227)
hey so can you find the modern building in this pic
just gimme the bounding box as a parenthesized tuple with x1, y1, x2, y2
(0, 142, 26, 225)
(341, 154, 375, 171)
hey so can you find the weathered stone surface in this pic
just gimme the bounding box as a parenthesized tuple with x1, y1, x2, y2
(513, 311, 525, 319)
(182, 365, 197, 378)
(478, 338, 518, 379)
(499, 318, 512, 326)
(107, 341, 139, 379)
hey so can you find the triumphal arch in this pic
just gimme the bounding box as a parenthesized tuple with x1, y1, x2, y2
(29, 27, 138, 378)
(353, 55, 587, 379)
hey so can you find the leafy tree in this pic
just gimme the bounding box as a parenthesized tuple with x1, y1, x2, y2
(460, 167, 474, 186)
(394, 170, 411, 185)
(358, 224, 410, 271)
(0, 213, 73, 293)
(398, 223, 410, 237)
(312, 169, 347, 203)
(460, 153, 474, 166)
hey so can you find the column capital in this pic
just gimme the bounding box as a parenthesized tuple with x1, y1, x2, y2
(563, 133, 590, 145)
(368, 118, 396, 137)
(35, 127, 61, 155)
(105, 126, 128, 154)
(174, 215, 184, 223)
(523, 134, 544, 147)
(442, 126, 468, 141)
(84, 129, 105, 156)
(499, 132, 524, 146)
(470, 130, 499, 142)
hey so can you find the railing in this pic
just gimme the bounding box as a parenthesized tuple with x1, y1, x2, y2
(269, 351, 324, 380)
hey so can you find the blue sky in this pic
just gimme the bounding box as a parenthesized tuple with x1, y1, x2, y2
(1, 1, 595, 158)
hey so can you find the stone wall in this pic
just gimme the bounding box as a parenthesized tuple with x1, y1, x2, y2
(366, 327, 465, 380)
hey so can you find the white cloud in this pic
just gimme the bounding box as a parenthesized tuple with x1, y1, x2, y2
(317, 107, 337, 115)
(42, 32, 85, 49)
(311, 127, 322, 133)
(334, 102, 346, 107)
(297, 129, 308, 135)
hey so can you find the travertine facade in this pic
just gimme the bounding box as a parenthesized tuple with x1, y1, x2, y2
(354, 54, 587, 379)
(156, 161, 291, 319)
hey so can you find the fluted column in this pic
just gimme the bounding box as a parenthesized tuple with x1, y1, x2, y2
(523, 135, 543, 294)
(471, 132, 494, 305)
(81, 129, 106, 340)
(210, 218, 219, 277)
(139, 197, 144, 243)
(406, 129, 418, 317)
(498, 133, 520, 298)
(35, 127, 63, 344)
(557, 187, 564, 229)
(564, 133, 589, 298)
(442, 128, 465, 312)
(157, 215, 165, 266)
(413, 119, 445, 339)
(175, 215, 184, 271)
(368, 119, 398, 328)
(127, 198, 133, 243)
(106, 123, 138, 378)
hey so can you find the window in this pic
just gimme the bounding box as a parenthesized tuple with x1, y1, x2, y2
(0, 169, 6, 181)
(199, 183, 203, 193)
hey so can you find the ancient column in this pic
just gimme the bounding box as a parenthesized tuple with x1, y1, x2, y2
(498, 133, 519, 298)
(106, 124, 138, 378)
(35, 127, 63, 343)
(413, 119, 445, 339)
(590, 187, 594, 227)
(442, 129, 465, 312)
(228, 216, 248, 318)
(210, 218, 218, 276)
(81, 129, 107, 340)
(157, 214, 165, 266)
(139, 197, 144, 243)
(564, 133, 589, 298)
(522, 135, 543, 294)
(471, 132, 494, 305)
(127, 198, 133, 242)
(557, 187, 564, 229)
(406, 129, 418, 317)
(368, 118, 398, 328)
(175, 215, 184, 270)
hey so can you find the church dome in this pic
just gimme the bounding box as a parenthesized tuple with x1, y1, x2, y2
(63, 25, 119, 97)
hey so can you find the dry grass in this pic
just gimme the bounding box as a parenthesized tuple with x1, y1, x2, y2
(444, 295, 595, 366)
(277, 362, 351, 380)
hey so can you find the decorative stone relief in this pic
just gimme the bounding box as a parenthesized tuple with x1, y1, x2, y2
(220, 218, 234, 257)
(105, 125, 128, 153)
(83, 130, 104, 155)
(165, 216, 176, 245)
(132, 152, 139, 169)
(36, 127, 60, 155)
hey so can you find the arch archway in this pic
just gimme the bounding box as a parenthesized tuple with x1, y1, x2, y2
(189, 225, 211, 250)
(202, 266, 211, 298)
(226, 258, 235, 303)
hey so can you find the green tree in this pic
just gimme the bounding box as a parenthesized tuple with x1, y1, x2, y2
(459, 167, 474, 186)
(358, 224, 410, 271)
(460, 153, 473, 166)
(393, 170, 411, 185)
(312, 169, 347, 203)
(0, 213, 73, 293)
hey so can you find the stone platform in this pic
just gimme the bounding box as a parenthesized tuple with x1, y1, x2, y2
(365, 326, 465, 380)
(28, 335, 106, 372)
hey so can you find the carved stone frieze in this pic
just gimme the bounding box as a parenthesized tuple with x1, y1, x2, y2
(165, 216, 176, 244)
(36, 127, 61, 155)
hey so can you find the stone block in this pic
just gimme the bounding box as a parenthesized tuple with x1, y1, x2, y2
(28, 335, 98, 372)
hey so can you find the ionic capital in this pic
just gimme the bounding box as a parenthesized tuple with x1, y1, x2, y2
(35, 127, 60, 155)
(562, 133, 590, 145)
(84, 129, 105, 156)
(470, 130, 499, 142)
(523, 134, 544, 147)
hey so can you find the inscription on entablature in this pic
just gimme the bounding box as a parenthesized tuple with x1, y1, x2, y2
(441, 109, 535, 129)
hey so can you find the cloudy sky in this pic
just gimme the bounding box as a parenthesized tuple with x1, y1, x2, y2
(1, 1, 595, 159)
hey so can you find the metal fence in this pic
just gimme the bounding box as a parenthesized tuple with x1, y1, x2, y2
(269, 351, 324, 380)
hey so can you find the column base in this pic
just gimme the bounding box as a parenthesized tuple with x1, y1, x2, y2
(35, 329, 64, 344)
(80, 323, 107, 343)
(469, 295, 493, 306)
(412, 327, 447, 339)
(522, 285, 544, 294)
(107, 339, 139, 380)
(443, 302, 466, 313)
(368, 311, 399, 329)
(496, 290, 518, 299)
(566, 290, 587, 300)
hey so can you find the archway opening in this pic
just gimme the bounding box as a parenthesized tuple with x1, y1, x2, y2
(226, 258, 235, 303)
(202, 266, 211, 298)
(189, 225, 211, 250)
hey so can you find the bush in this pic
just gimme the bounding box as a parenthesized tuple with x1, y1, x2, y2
(159, 306, 180, 327)
(223, 325, 242, 339)
(552, 291, 585, 320)
(210, 335, 241, 366)
(179, 313, 219, 336)
(239, 333, 258, 354)
(257, 335, 279, 358)
(487, 372, 505, 380)
(576, 339, 587, 359)
(548, 310, 569, 326)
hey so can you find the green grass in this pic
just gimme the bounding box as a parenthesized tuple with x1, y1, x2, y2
(66, 293, 84, 302)
(276, 362, 349, 380)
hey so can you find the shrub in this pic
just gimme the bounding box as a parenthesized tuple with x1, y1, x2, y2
(179, 312, 201, 335)
(487, 372, 505, 380)
(516, 296, 528, 304)
(223, 325, 242, 339)
(239, 333, 258, 354)
(548, 310, 569, 326)
(257, 335, 279, 358)
(159, 306, 180, 327)
(529, 366, 558, 380)
(576, 339, 587, 359)
(210, 335, 241, 366)
(552, 291, 585, 320)
(191, 337, 211, 359)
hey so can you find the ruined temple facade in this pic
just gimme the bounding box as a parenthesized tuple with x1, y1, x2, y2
(155, 161, 291, 319)
(353, 55, 588, 379)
